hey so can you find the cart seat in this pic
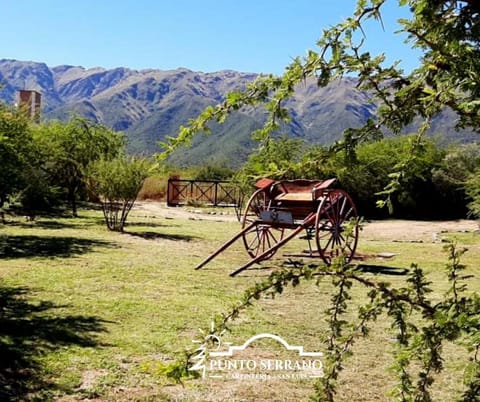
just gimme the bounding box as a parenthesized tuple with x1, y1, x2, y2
(255, 178, 337, 223)
(269, 178, 336, 201)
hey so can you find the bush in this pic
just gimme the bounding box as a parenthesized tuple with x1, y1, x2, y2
(235, 136, 476, 220)
(86, 157, 152, 231)
(465, 168, 480, 219)
(349, 136, 446, 219)
(19, 168, 62, 218)
(432, 144, 480, 219)
(0, 104, 33, 209)
(193, 164, 235, 181)
(290, 136, 443, 218)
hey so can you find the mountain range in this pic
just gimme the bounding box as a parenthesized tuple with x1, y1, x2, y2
(0, 59, 477, 167)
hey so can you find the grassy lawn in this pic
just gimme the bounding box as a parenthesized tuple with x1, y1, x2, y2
(0, 205, 479, 401)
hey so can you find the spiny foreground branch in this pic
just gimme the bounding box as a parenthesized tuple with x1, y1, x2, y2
(161, 241, 479, 401)
(158, 0, 480, 208)
(159, 0, 480, 157)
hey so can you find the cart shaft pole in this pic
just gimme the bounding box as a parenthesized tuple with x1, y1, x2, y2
(195, 221, 258, 270)
(229, 224, 306, 277)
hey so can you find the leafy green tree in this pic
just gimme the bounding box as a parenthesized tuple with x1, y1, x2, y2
(0, 103, 33, 212)
(86, 157, 152, 232)
(18, 167, 62, 219)
(157, 2, 480, 399)
(193, 164, 235, 181)
(236, 135, 472, 219)
(33, 117, 124, 216)
(433, 144, 480, 189)
(465, 168, 480, 219)
(158, 0, 480, 204)
(293, 136, 449, 218)
(433, 143, 480, 218)
(347, 136, 446, 218)
(239, 137, 305, 181)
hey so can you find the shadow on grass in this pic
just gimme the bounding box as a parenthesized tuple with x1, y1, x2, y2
(124, 230, 198, 241)
(355, 264, 409, 276)
(0, 235, 116, 258)
(9, 220, 81, 230)
(0, 285, 109, 401)
(234, 261, 410, 278)
(125, 221, 180, 229)
(4, 214, 107, 230)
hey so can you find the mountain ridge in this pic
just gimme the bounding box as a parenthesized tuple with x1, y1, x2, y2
(0, 59, 476, 166)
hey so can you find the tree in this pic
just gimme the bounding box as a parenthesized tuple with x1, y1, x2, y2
(344, 135, 448, 218)
(86, 157, 152, 232)
(465, 168, 480, 219)
(156, 1, 480, 400)
(296, 135, 447, 218)
(18, 166, 62, 219)
(193, 164, 235, 181)
(0, 103, 33, 212)
(158, 1, 480, 203)
(33, 117, 124, 216)
(239, 137, 305, 181)
(433, 143, 480, 218)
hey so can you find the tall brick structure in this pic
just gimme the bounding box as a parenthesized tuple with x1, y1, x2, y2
(18, 90, 41, 122)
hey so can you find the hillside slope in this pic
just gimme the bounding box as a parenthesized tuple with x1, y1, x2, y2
(0, 59, 476, 166)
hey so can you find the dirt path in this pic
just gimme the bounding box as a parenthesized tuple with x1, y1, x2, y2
(132, 201, 479, 241)
(361, 219, 479, 242)
(133, 201, 239, 222)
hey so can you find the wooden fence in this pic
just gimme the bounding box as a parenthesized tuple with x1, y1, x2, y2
(167, 178, 243, 211)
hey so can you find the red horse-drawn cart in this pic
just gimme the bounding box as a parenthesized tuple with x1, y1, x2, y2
(195, 178, 359, 276)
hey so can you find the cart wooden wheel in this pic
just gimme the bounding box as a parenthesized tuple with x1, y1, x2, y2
(241, 189, 284, 260)
(315, 189, 359, 265)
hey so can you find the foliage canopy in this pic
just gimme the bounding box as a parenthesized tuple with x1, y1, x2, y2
(32, 117, 124, 216)
(158, 1, 480, 399)
(0, 104, 33, 209)
(86, 157, 152, 231)
(157, 0, 480, 212)
(160, 0, 480, 154)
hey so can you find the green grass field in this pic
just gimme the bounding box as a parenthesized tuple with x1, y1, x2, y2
(0, 205, 479, 401)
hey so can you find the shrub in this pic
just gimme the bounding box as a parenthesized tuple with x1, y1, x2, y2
(86, 157, 152, 231)
(193, 164, 235, 181)
(465, 168, 480, 219)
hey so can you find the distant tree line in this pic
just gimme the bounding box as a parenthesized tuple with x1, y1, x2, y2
(2, 99, 480, 222)
(236, 136, 480, 220)
(0, 104, 150, 231)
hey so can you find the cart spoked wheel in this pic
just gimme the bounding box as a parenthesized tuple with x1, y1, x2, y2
(241, 189, 284, 260)
(315, 189, 359, 265)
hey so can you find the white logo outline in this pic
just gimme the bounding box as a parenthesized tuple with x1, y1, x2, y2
(210, 333, 323, 358)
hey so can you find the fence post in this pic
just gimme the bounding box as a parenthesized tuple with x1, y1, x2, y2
(167, 175, 180, 206)
(214, 181, 219, 206)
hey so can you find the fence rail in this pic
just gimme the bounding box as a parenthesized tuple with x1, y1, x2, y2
(167, 179, 243, 211)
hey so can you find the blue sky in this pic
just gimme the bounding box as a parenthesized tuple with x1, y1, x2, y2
(2, 0, 417, 75)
